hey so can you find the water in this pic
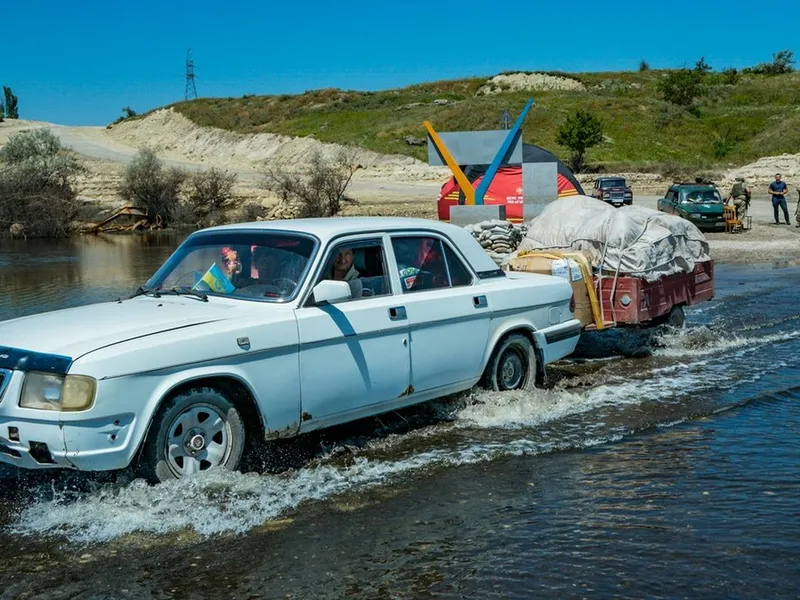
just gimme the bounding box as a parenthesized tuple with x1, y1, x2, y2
(1, 235, 799, 599)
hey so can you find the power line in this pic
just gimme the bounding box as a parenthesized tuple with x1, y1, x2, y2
(185, 48, 197, 101)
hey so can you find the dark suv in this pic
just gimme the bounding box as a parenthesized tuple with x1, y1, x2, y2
(592, 177, 633, 207)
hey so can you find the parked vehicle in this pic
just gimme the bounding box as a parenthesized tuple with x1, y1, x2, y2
(657, 183, 725, 231)
(0, 217, 581, 482)
(591, 177, 633, 207)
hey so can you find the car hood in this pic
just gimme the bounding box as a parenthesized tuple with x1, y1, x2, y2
(0, 296, 237, 360)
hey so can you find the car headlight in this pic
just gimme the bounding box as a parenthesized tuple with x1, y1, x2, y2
(20, 372, 97, 411)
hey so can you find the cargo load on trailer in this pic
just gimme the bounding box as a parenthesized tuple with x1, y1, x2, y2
(463, 195, 715, 331)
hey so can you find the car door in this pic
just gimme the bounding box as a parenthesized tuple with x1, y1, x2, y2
(662, 189, 676, 214)
(295, 235, 411, 427)
(389, 233, 490, 393)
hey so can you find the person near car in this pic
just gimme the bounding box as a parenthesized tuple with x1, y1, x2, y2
(726, 176, 750, 221)
(768, 173, 790, 225)
(795, 188, 800, 228)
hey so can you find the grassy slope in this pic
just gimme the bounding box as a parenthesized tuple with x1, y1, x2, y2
(166, 70, 800, 172)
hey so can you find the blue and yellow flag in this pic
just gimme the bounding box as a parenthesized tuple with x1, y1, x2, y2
(193, 263, 235, 294)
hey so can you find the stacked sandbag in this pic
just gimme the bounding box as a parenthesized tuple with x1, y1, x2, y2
(463, 220, 527, 264)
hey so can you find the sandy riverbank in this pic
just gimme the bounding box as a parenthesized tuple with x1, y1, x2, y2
(2, 112, 799, 264)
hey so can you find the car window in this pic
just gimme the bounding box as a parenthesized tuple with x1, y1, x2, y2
(315, 238, 391, 300)
(601, 179, 625, 188)
(686, 189, 722, 203)
(147, 231, 316, 302)
(392, 235, 472, 292)
(666, 190, 676, 201)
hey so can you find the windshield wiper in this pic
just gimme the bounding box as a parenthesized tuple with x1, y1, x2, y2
(163, 287, 209, 302)
(131, 286, 162, 299)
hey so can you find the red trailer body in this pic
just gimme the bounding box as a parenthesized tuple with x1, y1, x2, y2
(588, 260, 714, 328)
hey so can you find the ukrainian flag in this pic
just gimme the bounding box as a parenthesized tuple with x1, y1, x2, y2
(193, 263, 235, 294)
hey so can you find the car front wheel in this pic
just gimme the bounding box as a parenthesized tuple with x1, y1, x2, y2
(138, 387, 246, 483)
(483, 334, 538, 392)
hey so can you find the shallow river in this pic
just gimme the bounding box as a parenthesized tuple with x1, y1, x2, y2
(1, 235, 799, 599)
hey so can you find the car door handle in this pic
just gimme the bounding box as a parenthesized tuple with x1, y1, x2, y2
(388, 306, 407, 321)
(473, 295, 488, 309)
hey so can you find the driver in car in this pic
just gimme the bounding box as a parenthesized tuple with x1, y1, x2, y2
(328, 247, 363, 297)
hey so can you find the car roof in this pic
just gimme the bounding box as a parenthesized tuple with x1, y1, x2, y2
(197, 216, 501, 274)
(671, 184, 718, 191)
(597, 176, 626, 180)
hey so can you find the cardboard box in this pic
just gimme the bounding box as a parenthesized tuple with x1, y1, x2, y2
(506, 252, 595, 326)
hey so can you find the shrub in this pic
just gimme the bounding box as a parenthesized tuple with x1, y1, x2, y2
(721, 68, 740, 85)
(261, 148, 361, 218)
(238, 203, 268, 222)
(657, 69, 704, 106)
(638, 59, 650, 72)
(555, 110, 604, 173)
(0, 129, 83, 237)
(118, 148, 185, 225)
(746, 49, 795, 75)
(184, 167, 237, 226)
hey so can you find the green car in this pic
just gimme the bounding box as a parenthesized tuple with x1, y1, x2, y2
(656, 183, 725, 231)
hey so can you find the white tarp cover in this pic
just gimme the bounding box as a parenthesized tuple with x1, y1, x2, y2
(511, 195, 710, 281)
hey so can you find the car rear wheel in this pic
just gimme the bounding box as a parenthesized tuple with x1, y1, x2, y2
(483, 334, 538, 392)
(138, 387, 245, 483)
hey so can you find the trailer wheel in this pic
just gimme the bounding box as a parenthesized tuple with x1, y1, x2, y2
(652, 305, 686, 329)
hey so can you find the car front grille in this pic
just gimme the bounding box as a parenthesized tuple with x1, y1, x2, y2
(0, 369, 11, 402)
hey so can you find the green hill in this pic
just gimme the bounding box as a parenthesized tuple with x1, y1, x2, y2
(164, 69, 800, 174)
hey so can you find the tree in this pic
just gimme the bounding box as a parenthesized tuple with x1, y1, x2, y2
(639, 59, 650, 72)
(0, 97, 4, 122)
(261, 148, 361, 218)
(0, 129, 84, 237)
(185, 167, 237, 226)
(3, 86, 18, 119)
(118, 147, 185, 225)
(122, 106, 138, 118)
(694, 57, 712, 73)
(657, 69, 704, 106)
(555, 110, 604, 173)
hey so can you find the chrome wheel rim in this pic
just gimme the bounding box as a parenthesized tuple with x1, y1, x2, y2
(165, 403, 232, 477)
(499, 348, 525, 390)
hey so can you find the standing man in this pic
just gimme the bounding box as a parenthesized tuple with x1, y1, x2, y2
(768, 173, 790, 225)
(727, 176, 750, 221)
(796, 188, 800, 228)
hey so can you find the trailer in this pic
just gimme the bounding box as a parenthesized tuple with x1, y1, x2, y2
(505, 250, 714, 331)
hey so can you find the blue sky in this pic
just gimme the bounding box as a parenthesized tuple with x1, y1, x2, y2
(3, 0, 798, 125)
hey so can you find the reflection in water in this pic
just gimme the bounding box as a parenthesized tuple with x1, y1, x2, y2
(0, 232, 184, 319)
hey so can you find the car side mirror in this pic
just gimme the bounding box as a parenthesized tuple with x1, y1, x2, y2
(312, 280, 352, 305)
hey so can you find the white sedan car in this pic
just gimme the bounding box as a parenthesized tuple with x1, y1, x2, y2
(0, 217, 581, 482)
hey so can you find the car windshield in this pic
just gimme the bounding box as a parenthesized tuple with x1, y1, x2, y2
(600, 179, 626, 188)
(683, 189, 722, 203)
(144, 230, 317, 302)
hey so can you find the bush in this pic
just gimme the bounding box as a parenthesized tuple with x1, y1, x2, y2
(746, 49, 795, 75)
(238, 203, 268, 222)
(261, 148, 361, 218)
(555, 110, 604, 173)
(657, 69, 704, 106)
(118, 148, 185, 225)
(721, 68, 740, 85)
(0, 129, 83, 237)
(184, 167, 237, 226)
(638, 59, 650, 72)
